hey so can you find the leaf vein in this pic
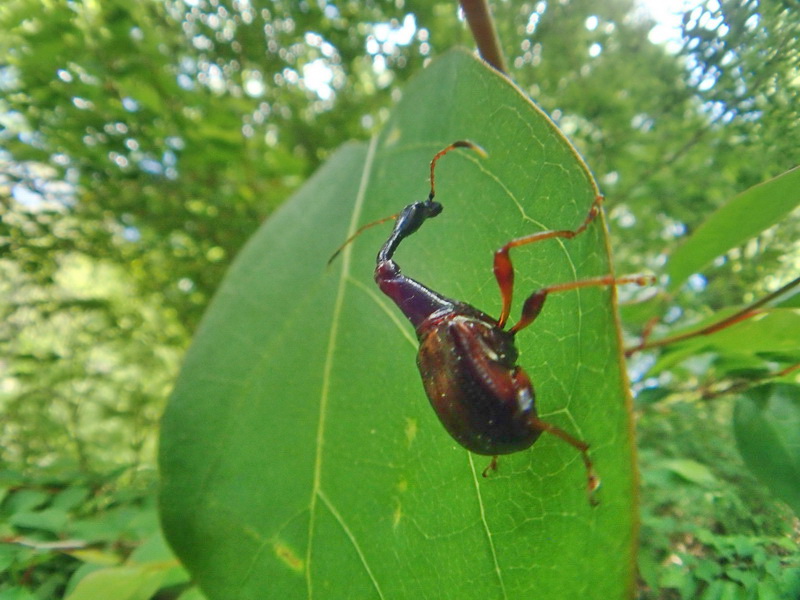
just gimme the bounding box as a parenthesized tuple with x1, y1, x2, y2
(468, 454, 509, 600)
(318, 489, 386, 600)
(306, 135, 379, 599)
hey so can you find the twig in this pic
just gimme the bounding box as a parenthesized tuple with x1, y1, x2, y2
(625, 275, 800, 356)
(699, 361, 800, 400)
(459, 0, 507, 73)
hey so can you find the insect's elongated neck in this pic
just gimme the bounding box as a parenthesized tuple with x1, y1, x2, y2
(375, 198, 454, 331)
(375, 260, 455, 332)
(377, 198, 441, 263)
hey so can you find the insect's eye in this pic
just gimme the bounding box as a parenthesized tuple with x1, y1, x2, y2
(428, 202, 443, 217)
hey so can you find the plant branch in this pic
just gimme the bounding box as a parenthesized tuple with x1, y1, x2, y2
(459, 0, 507, 73)
(625, 275, 800, 356)
(698, 361, 800, 401)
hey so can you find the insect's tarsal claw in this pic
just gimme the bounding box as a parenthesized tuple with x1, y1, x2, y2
(455, 139, 488, 158)
(587, 474, 601, 506)
(481, 455, 499, 477)
(326, 250, 341, 266)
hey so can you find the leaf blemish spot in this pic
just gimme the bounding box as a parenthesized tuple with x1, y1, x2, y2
(273, 540, 304, 573)
(392, 498, 403, 529)
(404, 417, 417, 446)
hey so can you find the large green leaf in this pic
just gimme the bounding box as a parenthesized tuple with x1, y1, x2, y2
(160, 50, 638, 599)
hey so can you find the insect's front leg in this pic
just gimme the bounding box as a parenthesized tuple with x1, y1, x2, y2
(493, 196, 604, 328)
(509, 274, 656, 335)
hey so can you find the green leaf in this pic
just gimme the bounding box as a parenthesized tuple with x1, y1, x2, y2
(733, 383, 800, 515)
(660, 459, 719, 487)
(4, 490, 48, 514)
(666, 167, 800, 292)
(176, 588, 209, 600)
(63, 565, 170, 600)
(50, 486, 90, 512)
(0, 588, 36, 600)
(9, 508, 69, 533)
(128, 532, 191, 589)
(699, 579, 746, 600)
(160, 50, 638, 599)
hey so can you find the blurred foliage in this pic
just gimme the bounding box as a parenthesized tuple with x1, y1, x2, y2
(0, 467, 206, 599)
(637, 400, 800, 599)
(1, 0, 798, 598)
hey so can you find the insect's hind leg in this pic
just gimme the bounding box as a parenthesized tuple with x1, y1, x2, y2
(527, 416, 600, 505)
(481, 455, 499, 478)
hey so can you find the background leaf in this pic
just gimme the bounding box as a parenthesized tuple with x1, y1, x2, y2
(63, 566, 168, 600)
(160, 50, 638, 599)
(666, 167, 800, 292)
(734, 384, 800, 516)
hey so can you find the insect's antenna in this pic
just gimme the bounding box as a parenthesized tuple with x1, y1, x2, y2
(329, 140, 486, 266)
(429, 140, 488, 201)
(327, 212, 400, 265)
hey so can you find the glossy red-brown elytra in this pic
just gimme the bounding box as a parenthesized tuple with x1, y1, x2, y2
(331, 141, 652, 503)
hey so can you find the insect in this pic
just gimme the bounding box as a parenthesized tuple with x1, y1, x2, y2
(331, 141, 652, 502)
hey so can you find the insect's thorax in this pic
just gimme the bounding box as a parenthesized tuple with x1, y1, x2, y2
(416, 307, 517, 365)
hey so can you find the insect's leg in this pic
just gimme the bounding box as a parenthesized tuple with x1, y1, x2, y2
(529, 416, 600, 505)
(509, 273, 655, 334)
(481, 455, 499, 478)
(493, 195, 603, 328)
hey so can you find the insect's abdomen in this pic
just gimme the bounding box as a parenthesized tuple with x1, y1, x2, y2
(416, 311, 541, 455)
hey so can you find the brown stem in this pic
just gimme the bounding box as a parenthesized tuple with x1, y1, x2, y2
(459, 0, 507, 73)
(625, 275, 800, 356)
(699, 361, 800, 401)
(777, 362, 800, 378)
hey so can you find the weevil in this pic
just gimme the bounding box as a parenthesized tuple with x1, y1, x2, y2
(331, 141, 652, 501)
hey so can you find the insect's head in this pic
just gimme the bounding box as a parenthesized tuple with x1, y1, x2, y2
(327, 140, 486, 266)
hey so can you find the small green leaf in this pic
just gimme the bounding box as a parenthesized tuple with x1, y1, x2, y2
(661, 459, 719, 487)
(660, 566, 697, 599)
(724, 569, 757, 589)
(694, 559, 722, 582)
(756, 579, 782, 600)
(0, 544, 15, 573)
(0, 588, 36, 600)
(63, 565, 168, 600)
(50, 486, 90, 512)
(9, 508, 69, 533)
(176, 588, 209, 600)
(666, 167, 800, 292)
(128, 532, 191, 589)
(733, 383, 800, 515)
(67, 549, 120, 567)
(700, 579, 746, 600)
(4, 490, 48, 514)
